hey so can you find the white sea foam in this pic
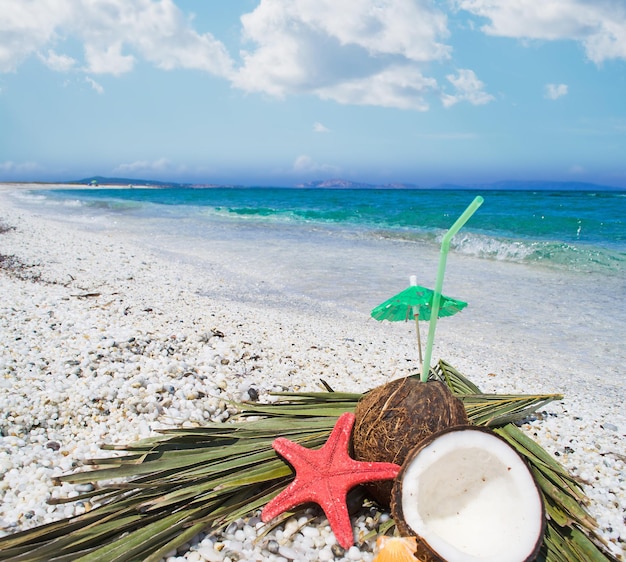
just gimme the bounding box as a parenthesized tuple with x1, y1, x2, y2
(442, 231, 626, 275)
(448, 232, 536, 262)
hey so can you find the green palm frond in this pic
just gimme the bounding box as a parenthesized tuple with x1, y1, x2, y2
(434, 360, 619, 562)
(0, 361, 618, 562)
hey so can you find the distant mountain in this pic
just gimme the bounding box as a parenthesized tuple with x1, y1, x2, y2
(64, 176, 624, 191)
(436, 180, 624, 191)
(295, 178, 371, 188)
(295, 178, 420, 189)
(68, 176, 225, 188)
(70, 176, 185, 187)
(296, 178, 624, 191)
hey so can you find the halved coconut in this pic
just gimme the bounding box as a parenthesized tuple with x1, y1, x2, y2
(391, 426, 545, 562)
(353, 378, 468, 506)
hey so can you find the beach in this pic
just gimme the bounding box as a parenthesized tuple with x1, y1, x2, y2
(1, 185, 624, 560)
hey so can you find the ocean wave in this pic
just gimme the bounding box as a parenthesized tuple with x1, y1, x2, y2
(15, 188, 625, 276)
(222, 205, 364, 225)
(211, 204, 626, 274)
(450, 233, 536, 262)
(13, 190, 146, 213)
(13, 190, 88, 209)
(447, 232, 626, 274)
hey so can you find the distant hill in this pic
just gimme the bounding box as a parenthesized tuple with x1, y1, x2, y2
(436, 180, 624, 191)
(295, 178, 420, 189)
(296, 178, 624, 191)
(71, 177, 420, 189)
(68, 176, 230, 188)
(70, 176, 188, 187)
(64, 176, 624, 191)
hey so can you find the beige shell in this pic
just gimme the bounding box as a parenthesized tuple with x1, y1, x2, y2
(373, 536, 419, 562)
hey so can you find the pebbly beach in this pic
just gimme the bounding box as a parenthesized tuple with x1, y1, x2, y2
(0, 184, 624, 561)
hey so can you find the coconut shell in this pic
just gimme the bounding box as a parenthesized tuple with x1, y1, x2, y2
(390, 426, 545, 562)
(352, 378, 467, 506)
(389, 427, 465, 562)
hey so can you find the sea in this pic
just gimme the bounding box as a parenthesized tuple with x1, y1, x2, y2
(7, 186, 626, 395)
(20, 187, 626, 273)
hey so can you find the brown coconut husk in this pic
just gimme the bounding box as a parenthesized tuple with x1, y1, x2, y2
(352, 377, 467, 506)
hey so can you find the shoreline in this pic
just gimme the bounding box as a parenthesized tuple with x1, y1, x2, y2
(0, 182, 162, 192)
(2, 181, 626, 193)
(1, 188, 624, 560)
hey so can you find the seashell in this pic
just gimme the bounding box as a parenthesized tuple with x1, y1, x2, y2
(373, 536, 418, 561)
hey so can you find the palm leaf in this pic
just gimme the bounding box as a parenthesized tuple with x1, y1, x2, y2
(0, 361, 618, 562)
(434, 360, 619, 562)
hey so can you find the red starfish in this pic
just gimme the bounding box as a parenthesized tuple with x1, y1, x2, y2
(261, 412, 401, 549)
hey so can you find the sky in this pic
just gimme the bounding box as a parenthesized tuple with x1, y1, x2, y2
(1, 0, 626, 188)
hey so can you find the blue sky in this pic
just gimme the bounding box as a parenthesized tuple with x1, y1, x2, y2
(1, 0, 626, 187)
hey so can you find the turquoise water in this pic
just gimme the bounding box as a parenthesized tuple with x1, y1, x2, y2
(7, 186, 626, 387)
(39, 187, 626, 275)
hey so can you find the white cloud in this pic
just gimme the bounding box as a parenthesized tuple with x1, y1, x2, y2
(545, 83, 568, 99)
(441, 69, 495, 107)
(0, 0, 233, 76)
(85, 76, 104, 94)
(292, 155, 338, 174)
(316, 65, 437, 110)
(455, 0, 626, 63)
(38, 50, 77, 72)
(0, 160, 41, 173)
(313, 122, 331, 133)
(232, 0, 451, 110)
(114, 158, 170, 173)
(0, 2, 68, 72)
(83, 42, 135, 76)
(0, 1, 504, 112)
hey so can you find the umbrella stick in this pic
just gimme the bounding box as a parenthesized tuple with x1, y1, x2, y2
(420, 196, 484, 382)
(414, 312, 423, 365)
(409, 275, 423, 365)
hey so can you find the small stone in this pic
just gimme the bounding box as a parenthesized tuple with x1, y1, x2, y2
(195, 546, 224, 562)
(266, 540, 280, 554)
(278, 546, 300, 560)
(45, 441, 61, 451)
(224, 521, 239, 536)
(300, 525, 320, 538)
(247, 515, 261, 527)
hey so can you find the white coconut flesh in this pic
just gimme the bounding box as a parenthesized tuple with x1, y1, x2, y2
(400, 428, 543, 562)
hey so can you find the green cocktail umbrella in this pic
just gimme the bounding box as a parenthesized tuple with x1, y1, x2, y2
(371, 280, 467, 364)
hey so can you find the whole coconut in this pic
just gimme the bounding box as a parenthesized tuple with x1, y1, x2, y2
(352, 377, 467, 505)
